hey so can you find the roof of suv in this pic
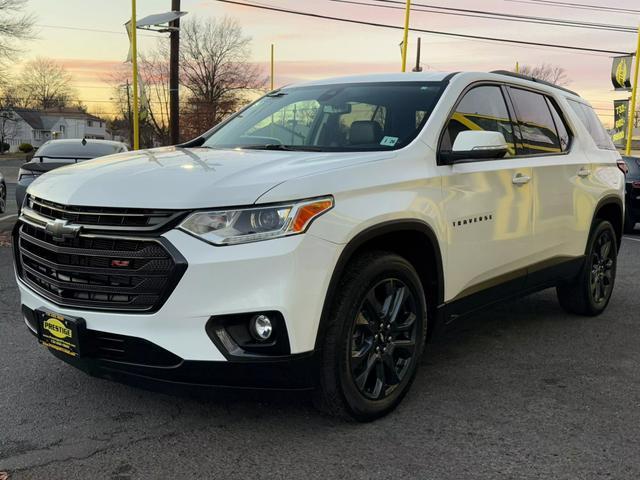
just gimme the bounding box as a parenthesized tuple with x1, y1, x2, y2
(292, 71, 582, 101)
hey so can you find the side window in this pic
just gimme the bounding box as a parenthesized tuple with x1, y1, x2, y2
(509, 88, 562, 155)
(545, 97, 571, 151)
(568, 100, 616, 151)
(440, 85, 515, 156)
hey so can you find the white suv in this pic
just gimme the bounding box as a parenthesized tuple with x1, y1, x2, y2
(14, 71, 624, 421)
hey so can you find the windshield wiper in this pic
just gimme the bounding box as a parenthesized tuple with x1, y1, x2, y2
(241, 144, 323, 152)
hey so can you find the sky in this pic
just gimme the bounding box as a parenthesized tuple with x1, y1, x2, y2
(11, 0, 640, 127)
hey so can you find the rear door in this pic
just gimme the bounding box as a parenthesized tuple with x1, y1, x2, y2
(505, 87, 587, 281)
(439, 84, 534, 303)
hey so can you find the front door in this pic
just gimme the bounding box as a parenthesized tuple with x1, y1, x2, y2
(438, 84, 534, 303)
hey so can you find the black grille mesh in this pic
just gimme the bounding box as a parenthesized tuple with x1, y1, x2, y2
(15, 221, 186, 312)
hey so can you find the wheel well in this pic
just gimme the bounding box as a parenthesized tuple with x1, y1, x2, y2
(349, 230, 442, 310)
(594, 200, 623, 249)
(315, 223, 444, 349)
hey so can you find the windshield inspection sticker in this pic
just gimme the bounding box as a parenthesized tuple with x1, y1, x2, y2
(380, 136, 399, 147)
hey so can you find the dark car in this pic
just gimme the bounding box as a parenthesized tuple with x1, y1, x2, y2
(16, 139, 129, 209)
(0, 171, 6, 214)
(622, 155, 640, 234)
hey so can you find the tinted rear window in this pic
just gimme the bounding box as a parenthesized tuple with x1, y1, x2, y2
(568, 100, 616, 151)
(35, 142, 124, 159)
(509, 88, 563, 155)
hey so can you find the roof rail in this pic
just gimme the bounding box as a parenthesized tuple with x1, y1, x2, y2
(489, 70, 580, 97)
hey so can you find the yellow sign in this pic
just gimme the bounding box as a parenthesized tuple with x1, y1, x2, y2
(616, 61, 628, 89)
(43, 318, 72, 340)
(612, 56, 633, 91)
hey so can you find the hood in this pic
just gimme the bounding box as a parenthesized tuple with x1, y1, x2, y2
(27, 146, 394, 209)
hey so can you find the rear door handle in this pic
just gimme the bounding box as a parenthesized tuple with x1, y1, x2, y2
(512, 173, 531, 185)
(578, 167, 591, 177)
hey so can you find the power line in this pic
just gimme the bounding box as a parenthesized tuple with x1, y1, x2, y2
(212, 0, 630, 55)
(503, 0, 640, 15)
(36, 24, 160, 38)
(364, 0, 637, 33)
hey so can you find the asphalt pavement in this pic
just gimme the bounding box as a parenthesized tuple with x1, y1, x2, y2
(1, 175, 639, 478)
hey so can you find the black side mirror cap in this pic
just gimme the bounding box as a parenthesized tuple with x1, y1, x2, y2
(440, 148, 508, 165)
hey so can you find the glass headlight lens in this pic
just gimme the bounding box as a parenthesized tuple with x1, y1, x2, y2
(179, 197, 333, 245)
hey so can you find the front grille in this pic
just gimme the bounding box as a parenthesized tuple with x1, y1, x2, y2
(15, 216, 187, 313)
(25, 195, 183, 231)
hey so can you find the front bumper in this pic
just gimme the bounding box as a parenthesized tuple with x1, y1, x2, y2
(17, 228, 342, 388)
(22, 305, 316, 390)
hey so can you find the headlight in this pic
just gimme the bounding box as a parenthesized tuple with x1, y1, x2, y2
(179, 196, 334, 245)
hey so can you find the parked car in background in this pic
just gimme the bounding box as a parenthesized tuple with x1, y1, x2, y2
(0, 171, 6, 214)
(16, 139, 129, 209)
(622, 155, 640, 233)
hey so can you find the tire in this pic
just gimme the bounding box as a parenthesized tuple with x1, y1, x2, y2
(0, 182, 6, 214)
(314, 251, 428, 421)
(556, 220, 617, 316)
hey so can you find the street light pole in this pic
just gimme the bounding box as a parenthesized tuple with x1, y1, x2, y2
(169, 0, 181, 145)
(270, 44, 275, 91)
(625, 24, 640, 156)
(131, 0, 140, 150)
(401, 0, 411, 72)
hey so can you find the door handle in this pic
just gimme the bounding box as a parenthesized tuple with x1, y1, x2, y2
(577, 167, 591, 177)
(512, 173, 531, 185)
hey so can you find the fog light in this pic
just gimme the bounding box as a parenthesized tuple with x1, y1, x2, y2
(250, 314, 273, 341)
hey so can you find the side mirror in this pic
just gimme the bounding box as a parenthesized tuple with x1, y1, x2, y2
(441, 130, 509, 164)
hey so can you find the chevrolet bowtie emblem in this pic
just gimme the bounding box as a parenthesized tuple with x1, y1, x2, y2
(44, 219, 81, 241)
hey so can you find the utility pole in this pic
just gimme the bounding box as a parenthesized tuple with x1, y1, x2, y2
(169, 0, 181, 145)
(412, 37, 422, 72)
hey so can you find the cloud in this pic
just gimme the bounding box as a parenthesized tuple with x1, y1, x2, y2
(56, 58, 127, 84)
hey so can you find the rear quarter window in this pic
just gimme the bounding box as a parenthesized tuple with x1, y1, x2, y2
(568, 100, 616, 151)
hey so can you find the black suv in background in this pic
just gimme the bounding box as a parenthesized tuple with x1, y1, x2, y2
(622, 155, 640, 233)
(16, 139, 129, 210)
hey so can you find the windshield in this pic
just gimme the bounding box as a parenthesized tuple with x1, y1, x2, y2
(35, 142, 126, 160)
(202, 82, 445, 152)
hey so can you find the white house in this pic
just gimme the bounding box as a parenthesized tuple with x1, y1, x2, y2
(0, 108, 109, 152)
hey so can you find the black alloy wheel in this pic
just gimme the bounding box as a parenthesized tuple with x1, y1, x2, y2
(589, 228, 615, 307)
(314, 251, 427, 421)
(349, 279, 418, 401)
(557, 219, 618, 316)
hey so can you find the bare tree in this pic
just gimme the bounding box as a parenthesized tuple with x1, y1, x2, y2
(0, 0, 35, 82)
(0, 75, 21, 153)
(107, 58, 167, 148)
(515, 63, 570, 86)
(179, 17, 265, 139)
(139, 42, 172, 145)
(18, 57, 77, 109)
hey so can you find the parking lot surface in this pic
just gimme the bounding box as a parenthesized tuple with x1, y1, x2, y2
(1, 171, 639, 478)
